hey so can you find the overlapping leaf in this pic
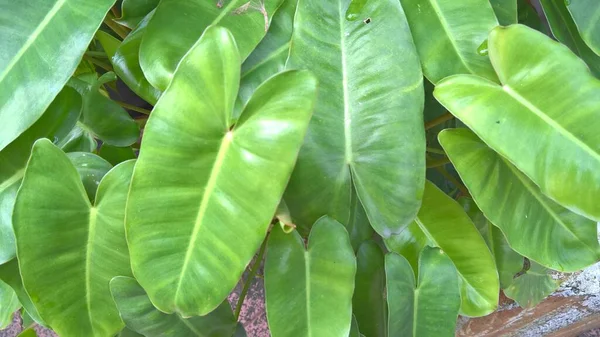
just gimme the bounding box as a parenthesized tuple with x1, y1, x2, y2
(265, 217, 356, 337)
(0, 259, 45, 326)
(504, 261, 559, 308)
(13, 140, 134, 337)
(283, 0, 425, 238)
(567, 0, 600, 56)
(435, 24, 600, 222)
(0, 279, 19, 329)
(490, 0, 517, 25)
(126, 26, 317, 317)
(353, 241, 387, 337)
(116, 0, 160, 29)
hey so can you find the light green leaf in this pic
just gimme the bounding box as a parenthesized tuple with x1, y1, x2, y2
(460, 197, 524, 289)
(112, 11, 161, 105)
(239, 0, 296, 105)
(265, 216, 356, 337)
(399, 0, 499, 83)
(67, 152, 113, 202)
(0, 259, 46, 326)
(490, 0, 517, 25)
(567, 0, 600, 56)
(139, 0, 285, 90)
(383, 221, 428, 273)
(17, 327, 37, 337)
(0, 0, 115, 150)
(353, 241, 387, 337)
(283, 0, 425, 238)
(0, 87, 81, 265)
(13, 140, 134, 337)
(504, 261, 559, 308)
(440, 129, 599, 272)
(127, 26, 317, 317)
(385, 181, 499, 317)
(95, 31, 120, 60)
(116, 0, 160, 29)
(540, 0, 600, 76)
(99, 145, 136, 166)
(0, 279, 20, 329)
(386, 247, 460, 337)
(110, 276, 236, 337)
(434, 24, 600, 222)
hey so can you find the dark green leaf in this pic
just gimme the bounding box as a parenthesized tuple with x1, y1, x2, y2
(353, 241, 387, 337)
(567, 0, 600, 56)
(116, 0, 160, 29)
(490, 0, 518, 25)
(67, 152, 113, 202)
(99, 144, 136, 166)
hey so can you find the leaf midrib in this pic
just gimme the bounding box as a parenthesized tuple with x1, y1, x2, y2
(338, 0, 352, 164)
(0, 0, 67, 83)
(85, 206, 98, 336)
(304, 251, 312, 337)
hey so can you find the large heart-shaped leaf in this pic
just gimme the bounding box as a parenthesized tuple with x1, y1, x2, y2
(567, 0, 600, 56)
(353, 241, 387, 337)
(112, 11, 161, 105)
(0, 0, 115, 150)
(504, 261, 559, 308)
(265, 217, 356, 337)
(0, 87, 80, 265)
(386, 247, 460, 336)
(116, 0, 160, 29)
(126, 26, 317, 317)
(439, 129, 599, 271)
(139, 0, 284, 90)
(110, 276, 237, 337)
(13, 140, 134, 337)
(434, 24, 600, 221)
(0, 259, 45, 326)
(0, 279, 19, 329)
(399, 0, 499, 84)
(385, 181, 499, 317)
(283, 0, 425, 238)
(539, 0, 600, 76)
(490, 0, 517, 25)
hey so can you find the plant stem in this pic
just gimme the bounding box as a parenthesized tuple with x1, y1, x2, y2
(85, 51, 108, 58)
(435, 166, 470, 196)
(426, 157, 451, 168)
(426, 147, 446, 155)
(425, 112, 454, 130)
(235, 232, 270, 320)
(83, 55, 113, 72)
(114, 100, 152, 115)
(103, 13, 128, 39)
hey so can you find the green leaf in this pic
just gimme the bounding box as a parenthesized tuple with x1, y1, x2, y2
(67, 152, 113, 202)
(540, 0, 600, 76)
(126, 26, 317, 317)
(504, 261, 559, 308)
(56, 123, 97, 153)
(139, 0, 285, 91)
(345, 186, 374, 252)
(385, 247, 460, 336)
(490, 0, 517, 25)
(70, 73, 140, 146)
(440, 129, 599, 272)
(0, 279, 20, 329)
(265, 216, 356, 337)
(383, 222, 428, 273)
(399, 0, 499, 83)
(0, 87, 81, 265)
(434, 24, 600, 222)
(353, 241, 387, 337)
(567, 0, 600, 56)
(13, 140, 135, 337)
(385, 181, 499, 317)
(283, 0, 425, 238)
(0, 0, 115, 150)
(517, 0, 544, 32)
(460, 197, 524, 289)
(117, 328, 144, 337)
(95, 31, 121, 60)
(0, 259, 46, 326)
(110, 276, 237, 337)
(239, 0, 296, 105)
(99, 145, 136, 166)
(112, 11, 161, 105)
(17, 327, 38, 337)
(233, 323, 247, 337)
(116, 0, 160, 29)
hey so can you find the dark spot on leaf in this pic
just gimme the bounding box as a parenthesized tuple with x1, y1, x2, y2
(496, 120, 500, 124)
(364, 17, 371, 24)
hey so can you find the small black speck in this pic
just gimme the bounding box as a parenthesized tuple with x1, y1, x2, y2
(496, 120, 500, 124)
(364, 17, 371, 24)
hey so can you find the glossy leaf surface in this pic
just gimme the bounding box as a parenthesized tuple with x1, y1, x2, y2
(399, 0, 499, 83)
(0, 259, 45, 326)
(139, 0, 284, 90)
(116, 0, 160, 29)
(13, 140, 134, 337)
(110, 276, 236, 337)
(95, 31, 120, 60)
(284, 0, 425, 238)
(504, 262, 559, 308)
(127, 26, 317, 317)
(435, 24, 600, 221)
(0, 0, 114, 150)
(567, 0, 600, 56)
(386, 247, 460, 337)
(67, 152, 113, 202)
(385, 181, 499, 317)
(540, 0, 600, 76)
(112, 11, 161, 105)
(0, 87, 81, 264)
(0, 279, 19, 329)
(352, 241, 387, 337)
(265, 217, 356, 337)
(490, 0, 517, 25)
(440, 129, 599, 272)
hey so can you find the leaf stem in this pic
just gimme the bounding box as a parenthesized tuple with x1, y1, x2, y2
(85, 51, 108, 58)
(103, 13, 128, 39)
(113, 100, 152, 115)
(425, 112, 454, 130)
(426, 157, 451, 168)
(235, 232, 270, 320)
(426, 147, 446, 155)
(83, 54, 113, 72)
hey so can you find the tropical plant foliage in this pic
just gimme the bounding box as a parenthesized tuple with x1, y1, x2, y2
(0, 0, 599, 336)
